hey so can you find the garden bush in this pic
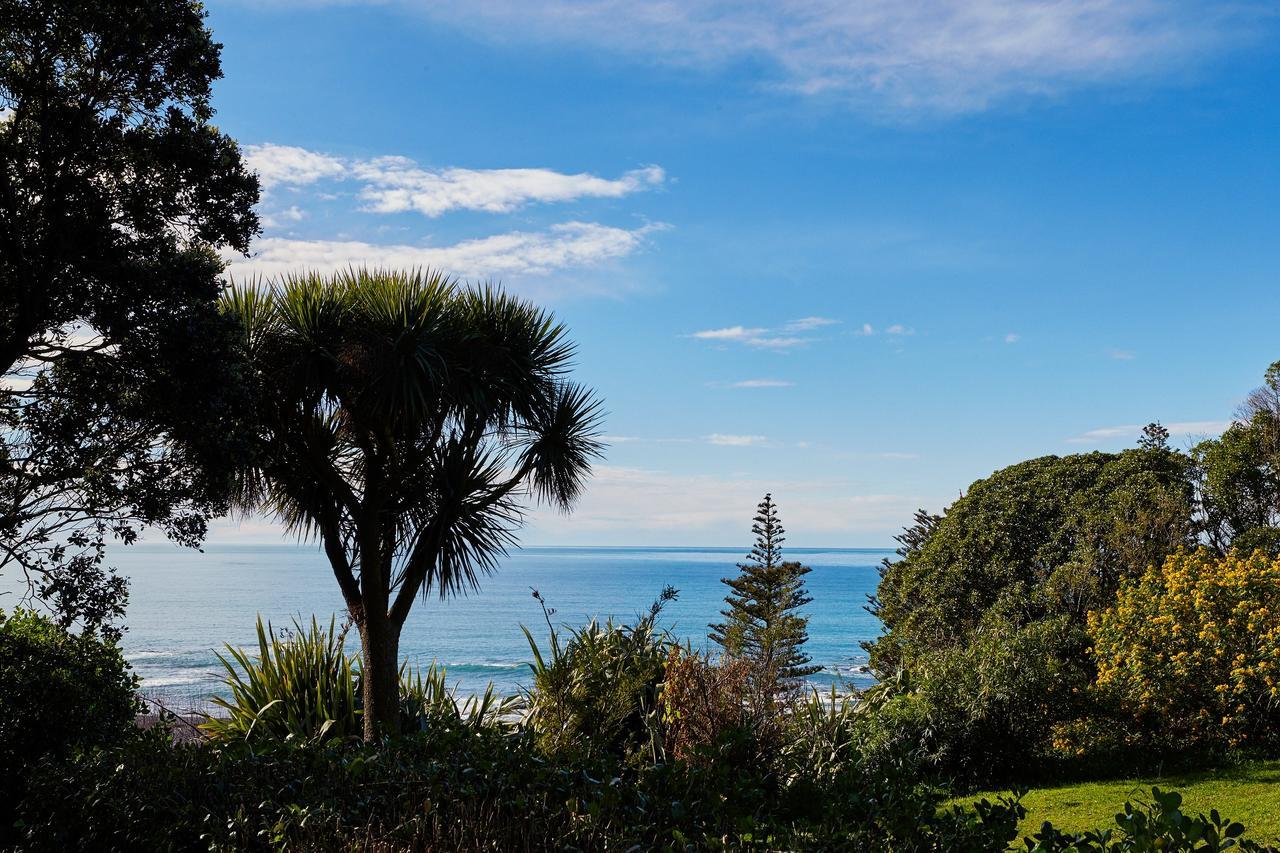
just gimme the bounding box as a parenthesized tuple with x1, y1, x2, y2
(0, 608, 139, 839)
(14, 720, 1027, 851)
(856, 614, 1091, 786)
(522, 587, 675, 764)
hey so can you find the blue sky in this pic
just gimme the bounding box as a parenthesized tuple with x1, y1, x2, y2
(203, 0, 1280, 547)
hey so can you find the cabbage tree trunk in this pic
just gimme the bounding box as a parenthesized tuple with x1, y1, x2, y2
(357, 609, 401, 740)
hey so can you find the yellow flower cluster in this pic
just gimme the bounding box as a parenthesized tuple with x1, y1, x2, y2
(1088, 549, 1280, 747)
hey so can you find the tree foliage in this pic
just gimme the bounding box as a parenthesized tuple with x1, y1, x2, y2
(0, 0, 259, 635)
(710, 494, 820, 684)
(1194, 364, 1280, 556)
(864, 444, 1197, 783)
(869, 446, 1196, 675)
(223, 269, 602, 739)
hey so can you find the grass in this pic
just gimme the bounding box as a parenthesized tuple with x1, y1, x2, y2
(963, 760, 1280, 843)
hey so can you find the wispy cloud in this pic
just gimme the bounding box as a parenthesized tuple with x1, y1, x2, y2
(728, 379, 794, 388)
(784, 316, 840, 332)
(885, 324, 914, 336)
(691, 326, 767, 341)
(1004, 332, 1021, 343)
(244, 143, 665, 216)
(706, 433, 769, 447)
(1108, 349, 1137, 360)
(1066, 420, 1235, 444)
(384, 0, 1265, 113)
(224, 222, 665, 282)
(688, 317, 837, 350)
(356, 159, 665, 217)
(520, 464, 939, 543)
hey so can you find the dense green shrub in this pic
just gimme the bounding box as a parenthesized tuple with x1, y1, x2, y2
(866, 447, 1195, 785)
(857, 615, 1093, 785)
(0, 608, 139, 835)
(522, 587, 675, 764)
(14, 721, 1026, 851)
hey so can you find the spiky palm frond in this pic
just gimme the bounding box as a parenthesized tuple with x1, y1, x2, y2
(522, 381, 606, 511)
(219, 267, 603, 614)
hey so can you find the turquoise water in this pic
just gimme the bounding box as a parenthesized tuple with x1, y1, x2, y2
(59, 544, 890, 702)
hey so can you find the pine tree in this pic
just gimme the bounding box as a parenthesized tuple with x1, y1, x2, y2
(709, 494, 821, 684)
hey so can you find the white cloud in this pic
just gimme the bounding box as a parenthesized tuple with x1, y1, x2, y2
(729, 379, 794, 388)
(243, 143, 665, 216)
(1004, 332, 1020, 343)
(784, 316, 839, 332)
(885, 324, 914, 336)
(245, 143, 345, 188)
(1108, 349, 1136, 360)
(855, 323, 876, 336)
(706, 433, 768, 447)
(746, 336, 808, 350)
(689, 317, 837, 350)
(691, 326, 768, 341)
(1066, 420, 1236, 444)
(355, 160, 665, 217)
(385, 0, 1262, 113)
(224, 221, 664, 282)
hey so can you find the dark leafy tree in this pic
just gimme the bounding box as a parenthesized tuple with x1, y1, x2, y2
(710, 494, 820, 684)
(1194, 362, 1280, 555)
(0, 0, 259, 636)
(863, 445, 1198, 783)
(223, 269, 603, 740)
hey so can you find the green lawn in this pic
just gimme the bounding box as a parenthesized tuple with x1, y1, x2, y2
(963, 761, 1280, 844)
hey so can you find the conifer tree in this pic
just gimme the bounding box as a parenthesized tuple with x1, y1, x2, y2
(709, 494, 820, 683)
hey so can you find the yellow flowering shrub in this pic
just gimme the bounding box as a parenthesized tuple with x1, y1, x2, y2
(1088, 549, 1280, 748)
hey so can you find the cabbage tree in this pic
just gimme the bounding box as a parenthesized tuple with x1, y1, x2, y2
(223, 269, 602, 739)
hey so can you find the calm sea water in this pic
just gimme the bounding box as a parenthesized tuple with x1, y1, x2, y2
(29, 544, 890, 703)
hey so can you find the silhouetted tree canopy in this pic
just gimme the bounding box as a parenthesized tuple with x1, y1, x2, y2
(0, 0, 259, 636)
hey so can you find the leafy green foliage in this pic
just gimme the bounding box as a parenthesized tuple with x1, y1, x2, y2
(13, 717, 1027, 851)
(710, 493, 820, 683)
(0, 0, 259, 636)
(857, 616, 1093, 785)
(223, 270, 603, 738)
(203, 616, 360, 744)
(399, 661, 521, 733)
(1195, 372, 1280, 555)
(203, 615, 518, 744)
(0, 609, 139, 842)
(522, 586, 674, 763)
(866, 446, 1197, 785)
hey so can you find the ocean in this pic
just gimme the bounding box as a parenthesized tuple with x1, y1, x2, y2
(34, 544, 891, 704)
